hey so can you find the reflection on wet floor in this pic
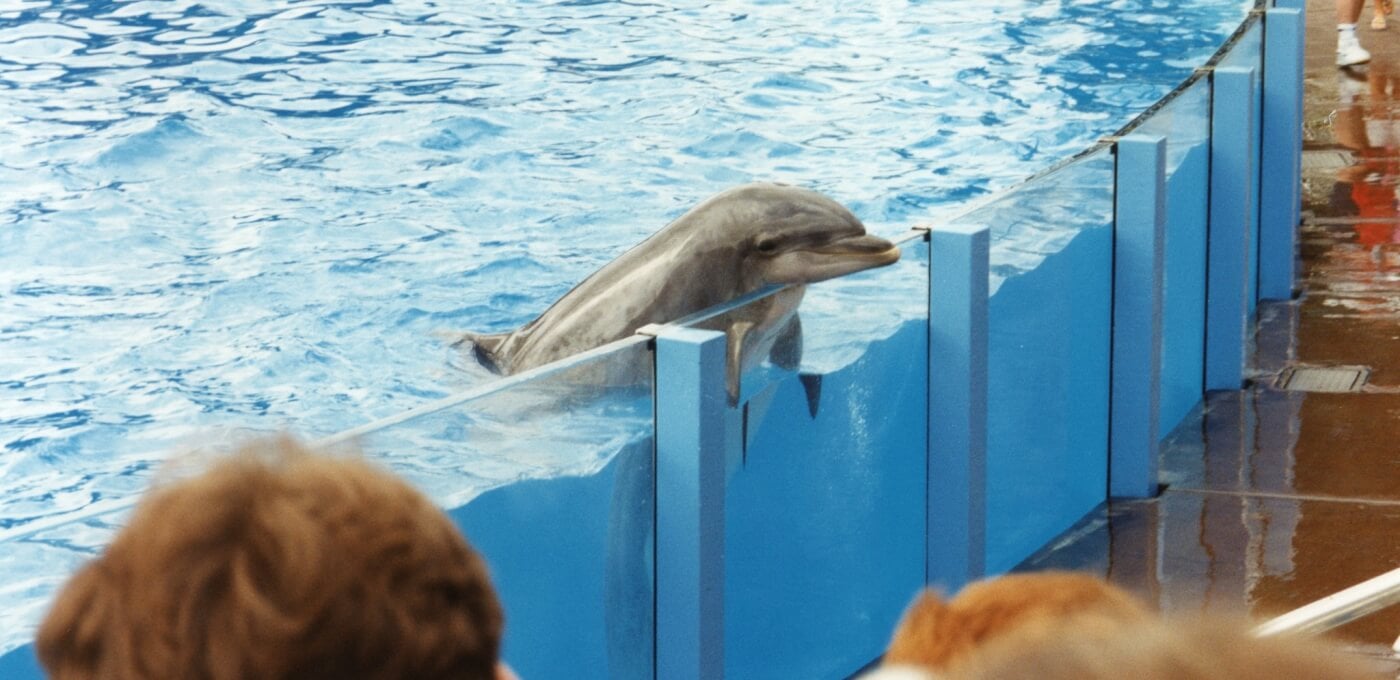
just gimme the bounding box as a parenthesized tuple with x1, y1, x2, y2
(1161, 389, 1400, 502)
(1023, 373, 1400, 656)
(1023, 492, 1400, 652)
(1022, 360, 1400, 659)
(1025, 2, 1400, 667)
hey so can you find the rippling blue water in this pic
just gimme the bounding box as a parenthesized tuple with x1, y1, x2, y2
(1, 0, 1249, 653)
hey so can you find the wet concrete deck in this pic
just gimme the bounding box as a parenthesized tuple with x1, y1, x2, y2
(1018, 0, 1399, 668)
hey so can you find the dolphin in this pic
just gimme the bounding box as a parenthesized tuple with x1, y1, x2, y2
(450, 182, 900, 400)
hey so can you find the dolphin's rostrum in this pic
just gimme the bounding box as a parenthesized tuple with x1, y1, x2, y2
(450, 182, 900, 401)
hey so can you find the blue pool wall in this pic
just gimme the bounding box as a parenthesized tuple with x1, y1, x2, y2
(1136, 80, 1211, 435)
(0, 3, 1305, 680)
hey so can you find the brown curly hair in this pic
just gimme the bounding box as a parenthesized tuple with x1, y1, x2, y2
(37, 436, 504, 680)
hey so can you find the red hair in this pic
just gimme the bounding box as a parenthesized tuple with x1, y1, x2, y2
(885, 572, 1150, 672)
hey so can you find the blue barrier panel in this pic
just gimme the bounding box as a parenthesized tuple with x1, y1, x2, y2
(1218, 19, 1265, 314)
(0, 645, 39, 679)
(653, 327, 729, 680)
(1261, 7, 1304, 300)
(927, 225, 989, 594)
(0, 339, 661, 680)
(684, 234, 928, 679)
(1131, 80, 1211, 436)
(1206, 67, 1257, 391)
(352, 339, 658, 680)
(951, 148, 1114, 573)
(1111, 135, 1166, 499)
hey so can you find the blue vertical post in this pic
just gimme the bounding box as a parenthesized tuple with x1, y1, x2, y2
(1111, 135, 1166, 499)
(1273, 0, 1304, 10)
(1206, 67, 1256, 391)
(654, 327, 730, 680)
(1260, 7, 1304, 300)
(927, 224, 988, 592)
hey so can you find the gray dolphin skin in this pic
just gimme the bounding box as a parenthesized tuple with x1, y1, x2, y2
(453, 182, 901, 392)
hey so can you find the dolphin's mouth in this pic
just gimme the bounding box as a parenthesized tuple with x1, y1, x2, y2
(811, 233, 902, 262)
(766, 233, 902, 284)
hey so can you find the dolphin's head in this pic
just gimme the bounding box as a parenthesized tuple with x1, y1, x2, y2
(723, 183, 900, 286)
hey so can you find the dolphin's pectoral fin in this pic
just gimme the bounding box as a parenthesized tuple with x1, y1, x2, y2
(768, 313, 803, 372)
(443, 330, 511, 373)
(725, 321, 755, 404)
(798, 372, 823, 419)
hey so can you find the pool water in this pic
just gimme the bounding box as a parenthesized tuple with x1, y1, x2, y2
(0, 0, 1250, 655)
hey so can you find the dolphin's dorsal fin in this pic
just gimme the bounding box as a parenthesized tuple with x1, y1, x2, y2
(798, 373, 822, 419)
(437, 330, 511, 373)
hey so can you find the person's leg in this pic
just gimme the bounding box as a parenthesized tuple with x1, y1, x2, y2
(1340, 0, 1373, 67)
(1374, 0, 1387, 31)
(1341, 0, 1367, 23)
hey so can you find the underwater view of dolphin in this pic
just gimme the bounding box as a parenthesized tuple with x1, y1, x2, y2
(450, 182, 901, 399)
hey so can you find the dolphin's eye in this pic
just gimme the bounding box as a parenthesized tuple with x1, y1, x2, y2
(756, 237, 779, 255)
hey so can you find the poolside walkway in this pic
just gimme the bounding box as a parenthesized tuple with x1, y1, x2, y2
(1018, 0, 1400, 670)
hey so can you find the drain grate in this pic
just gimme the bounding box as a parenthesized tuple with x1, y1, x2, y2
(1275, 365, 1370, 392)
(1300, 150, 1353, 174)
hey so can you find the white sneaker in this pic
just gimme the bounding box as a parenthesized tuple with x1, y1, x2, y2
(1338, 30, 1372, 67)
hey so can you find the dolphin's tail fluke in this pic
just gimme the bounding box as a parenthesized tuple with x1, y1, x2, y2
(434, 330, 511, 374)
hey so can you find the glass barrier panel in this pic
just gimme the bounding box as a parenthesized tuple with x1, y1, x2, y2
(1133, 78, 1212, 436)
(323, 341, 657, 680)
(0, 506, 130, 671)
(1218, 19, 1264, 313)
(958, 148, 1115, 574)
(0, 438, 223, 666)
(686, 233, 928, 679)
(0, 341, 657, 679)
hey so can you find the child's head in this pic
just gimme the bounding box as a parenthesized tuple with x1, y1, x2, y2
(38, 436, 505, 680)
(884, 571, 1151, 672)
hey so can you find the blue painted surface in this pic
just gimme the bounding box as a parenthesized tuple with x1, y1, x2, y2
(716, 243, 929, 679)
(928, 226, 989, 593)
(654, 328, 729, 680)
(0, 644, 40, 679)
(1161, 140, 1210, 432)
(1219, 20, 1266, 314)
(449, 442, 655, 680)
(356, 341, 659, 680)
(725, 327, 927, 679)
(1111, 136, 1166, 499)
(985, 230, 1114, 572)
(1206, 67, 1257, 391)
(1136, 82, 1211, 436)
(1159, 91, 1215, 436)
(967, 150, 1115, 573)
(1261, 7, 1305, 300)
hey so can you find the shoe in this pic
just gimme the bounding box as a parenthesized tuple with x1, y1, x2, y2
(1373, 14, 1388, 30)
(1338, 31, 1372, 67)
